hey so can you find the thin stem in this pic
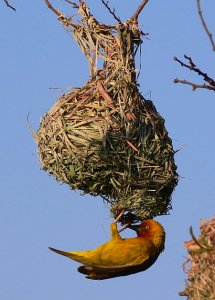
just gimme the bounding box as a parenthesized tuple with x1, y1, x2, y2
(101, 0, 121, 23)
(174, 78, 215, 91)
(3, 0, 16, 11)
(174, 55, 215, 91)
(197, 0, 215, 51)
(44, 0, 61, 17)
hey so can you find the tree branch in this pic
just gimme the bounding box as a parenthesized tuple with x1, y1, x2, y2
(173, 55, 215, 91)
(101, 0, 121, 23)
(131, 0, 149, 21)
(174, 78, 215, 91)
(3, 0, 16, 11)
(197, 0, 215, 51)
(44, 0, 61, 17)
(174, 55, 215, 86)
(64, 0, 79, 9)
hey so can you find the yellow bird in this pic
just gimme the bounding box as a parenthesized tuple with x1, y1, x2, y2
(49, 219, 165, 280)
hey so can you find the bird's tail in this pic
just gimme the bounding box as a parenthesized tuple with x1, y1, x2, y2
(49, 247, 91, 265)
(49, 247, 72, 258)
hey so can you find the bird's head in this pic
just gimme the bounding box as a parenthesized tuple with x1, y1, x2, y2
(129, 219, 165, 252)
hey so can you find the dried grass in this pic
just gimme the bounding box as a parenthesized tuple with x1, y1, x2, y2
(179, 216, 215, 299)
(35, 1, 178, 223)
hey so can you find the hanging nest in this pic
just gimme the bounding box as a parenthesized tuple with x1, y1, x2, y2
(35, 1, 178, 223)
(179, 216, 215, 300)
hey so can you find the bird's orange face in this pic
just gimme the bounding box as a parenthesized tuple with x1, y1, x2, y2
(137, 220, 158, 238)
(129, 219, 165, 252)
(130, 219, 164, 239)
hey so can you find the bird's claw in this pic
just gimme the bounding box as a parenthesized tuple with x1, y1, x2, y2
(114, 209, 125, 223)
(118, 223, 132, 233)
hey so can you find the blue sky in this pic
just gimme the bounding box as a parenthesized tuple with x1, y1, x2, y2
(1, 1, 215, 299)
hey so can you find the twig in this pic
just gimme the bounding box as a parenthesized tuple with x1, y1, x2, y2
(64, 0, 75, 5)
(174, 55, 215, 86)
(174, 79, 215, 91)
(197, 0, 215, 51)
(118, 223, 131, 233)
(44, 0, 61, 17)
(44, 0, 78, 29)
(173, 55, 215, 91)
(131, 0, 149, 21)
(101, 0, 121, 23)
(114, 209, 125, 223)
(3, 0, 16, 11)
(64, 0, 79, 9)
(126, 140, 138, 152)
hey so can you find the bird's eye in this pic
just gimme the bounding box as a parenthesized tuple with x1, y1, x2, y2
(145, 225, 150, 230)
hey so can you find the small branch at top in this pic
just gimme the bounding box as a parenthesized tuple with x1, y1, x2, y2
(64, 0, 75, 4)
(197, 0, 215, 51)
(44, 0, 61, 17)
(173, 55, 215, 91)
(3, 0, 16, 11)
(101, 0, 121, 23)
(64, 0, 79, 8)
(131, 0, 149, 21)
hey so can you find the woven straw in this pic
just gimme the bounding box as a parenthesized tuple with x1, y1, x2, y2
(35, 1, 178, 223)
(179, 216, 215, 300)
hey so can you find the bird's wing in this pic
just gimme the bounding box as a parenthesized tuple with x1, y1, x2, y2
(77, 252, 158, 280)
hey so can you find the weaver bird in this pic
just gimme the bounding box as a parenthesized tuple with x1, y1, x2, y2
(49, 219, 165, 280)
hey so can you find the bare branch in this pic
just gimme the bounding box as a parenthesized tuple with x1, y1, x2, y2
(173, 55, 215, 91)
(3, 0, 16, 11)
(197, 0, 215, 51)
(64, 0, 79, 8)
(174, 55, 215, 86)
(44, 0, 61, 17)
(131, 0, 149, 21)
(101, 0, 121, 23)
(173, 2, 215, 92)
(174, 78, 215, 91)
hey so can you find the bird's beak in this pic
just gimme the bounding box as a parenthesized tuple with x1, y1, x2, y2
(128, 224, 140, 232)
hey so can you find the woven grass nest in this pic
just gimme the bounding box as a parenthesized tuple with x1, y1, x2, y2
(36, 1, 178, 223)
(179, 216, 215, 300)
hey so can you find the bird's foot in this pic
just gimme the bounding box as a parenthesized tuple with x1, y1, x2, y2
(114, 209, 125, 223)
(118, 223, 131, 233)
